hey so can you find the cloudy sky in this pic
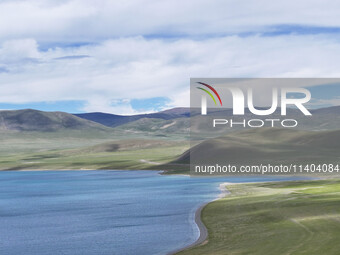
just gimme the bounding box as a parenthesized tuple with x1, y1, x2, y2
(0, 0, 340, 114)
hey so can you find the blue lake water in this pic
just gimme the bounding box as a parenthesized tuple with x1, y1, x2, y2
(0, 170, 307, 255)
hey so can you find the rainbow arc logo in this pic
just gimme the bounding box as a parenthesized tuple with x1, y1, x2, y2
(196, 82, 223, 115)
(196, 82, 223, 106)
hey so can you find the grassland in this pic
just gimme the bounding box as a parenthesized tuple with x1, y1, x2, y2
(0, 131, 189, 170)
(180, 128, 340, 166)
(177, 179, 340, 255)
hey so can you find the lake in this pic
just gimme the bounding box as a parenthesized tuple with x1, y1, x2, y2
(0, 170, 306, 255)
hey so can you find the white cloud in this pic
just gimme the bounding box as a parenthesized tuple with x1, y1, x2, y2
(0, 39, 40, 64)
(1, 0, 340, 41)
(0, 34, 340, 112)
(81, 97, 137, 115)
(308, 97, 340, 107)
(0, 1, 340, 113)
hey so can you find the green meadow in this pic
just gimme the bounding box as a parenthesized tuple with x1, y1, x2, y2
(177, 179, 340, 255)
(0, 135, 188, 170)
(0, 130, 188, 170)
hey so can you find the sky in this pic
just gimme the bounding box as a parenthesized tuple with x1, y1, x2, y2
(0, 0, 340, 114)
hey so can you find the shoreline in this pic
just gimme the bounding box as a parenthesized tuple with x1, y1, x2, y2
(168, 182, 231, 255)
(168, 179, 314, 255)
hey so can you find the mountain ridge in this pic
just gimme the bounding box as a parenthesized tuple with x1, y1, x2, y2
(74, 106, 340, 128)
(73, 107, 190, 127)
(0, 109, 109, 132)
(0, 105, 339, 133)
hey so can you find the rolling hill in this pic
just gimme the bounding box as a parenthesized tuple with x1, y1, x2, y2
(114, 117, 190, 138)
(176, 128, 340, 166)
(1, 106, 338, 134)
(0, 109, 110, 132)
(74, 107, 190, 127)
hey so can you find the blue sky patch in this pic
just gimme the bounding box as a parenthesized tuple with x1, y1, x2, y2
(130, 97, 170, 112)
(0, 100, 86, 113)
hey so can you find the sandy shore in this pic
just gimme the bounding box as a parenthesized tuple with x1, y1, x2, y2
(168, 182, 231, 255)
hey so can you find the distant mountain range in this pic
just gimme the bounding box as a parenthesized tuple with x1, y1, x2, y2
(78, 106, 340, 137)
(74, 106, 340, 129)
(74, 108, 190, 127)
(0, 106, 339, 135)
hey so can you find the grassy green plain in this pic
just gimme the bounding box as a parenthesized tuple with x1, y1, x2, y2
(177, 179, 340, 255)
(0, 131, 189, 170)
(1, 128, 339, 172)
